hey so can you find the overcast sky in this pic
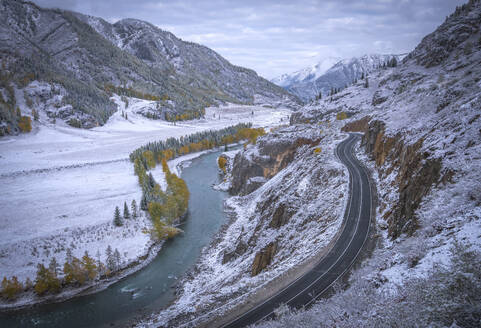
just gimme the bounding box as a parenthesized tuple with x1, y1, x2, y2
(31, 0, 465, 79)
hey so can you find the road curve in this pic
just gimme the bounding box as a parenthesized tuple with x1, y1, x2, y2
(222, 133, 372, 328)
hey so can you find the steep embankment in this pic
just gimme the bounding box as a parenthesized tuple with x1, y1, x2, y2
(222, 134, 373, 328)
(253, 1, 481, 327)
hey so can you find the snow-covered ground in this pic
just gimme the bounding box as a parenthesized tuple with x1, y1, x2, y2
(0, 89, 291, 306)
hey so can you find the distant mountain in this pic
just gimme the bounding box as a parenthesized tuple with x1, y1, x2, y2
(271, 56, 341, 88)
(273, 54, 405, 102)
(0, 0, 299, 134)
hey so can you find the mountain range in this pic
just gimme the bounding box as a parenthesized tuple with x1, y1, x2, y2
(270, 56, 341, 88)
(272, 54, 406, 102)
(0, 0, 298, 134)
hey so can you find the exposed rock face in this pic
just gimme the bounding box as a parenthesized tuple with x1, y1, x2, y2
(341, 116, 370, 133)
(230, 152, 266, 195)
(230, 132, 320, 195)
(251, 242, 277, 276)
(222, 236, 248, 264)
(405, 0, 481, 68)
(269, 203, 291, 228)
(360, 120, 443, 239)
(220, 126, 345, 271)
(371, 90, 388, 106)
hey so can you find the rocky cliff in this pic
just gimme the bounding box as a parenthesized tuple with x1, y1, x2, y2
(230, 132, 319, 195)
(343, 120, 444, 239)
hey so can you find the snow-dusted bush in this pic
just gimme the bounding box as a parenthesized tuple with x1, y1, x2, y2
(255, 242, 481, 328)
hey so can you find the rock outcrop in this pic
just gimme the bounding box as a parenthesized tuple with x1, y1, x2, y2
(230, 132, 320, 195)
(405, 0, 481, 68)
(269, 203, 292, 228)
(348, 119, 444, 239)
(251, 242, 277, 276)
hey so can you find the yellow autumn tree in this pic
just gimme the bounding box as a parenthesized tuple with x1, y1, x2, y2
(1, 276, 23, 300)
(148, 201, 164, 222)
(152, 220, 181, 240)
(34, 264, 60, 295)
(63, 257, 87, 286)
(336, 112, 348, 120)
(218, 156, 227, 173)
(18, 116, 32, 133)
(82, 252, 97, 281)
(143, 150, 156, 169)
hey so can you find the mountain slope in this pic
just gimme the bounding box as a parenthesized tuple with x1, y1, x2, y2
(76, 15, 298, 107)
(0, 0, 299, 135)
(261, 1, 481, 326)
(273, 54, 404, 102)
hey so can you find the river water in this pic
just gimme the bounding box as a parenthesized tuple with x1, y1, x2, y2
(0, 149, 229, 327)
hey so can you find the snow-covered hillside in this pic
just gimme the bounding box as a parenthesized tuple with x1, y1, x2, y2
(138, 119, 355, 327)
(0, 0, 299, 134)
(273, 54, 405, 102)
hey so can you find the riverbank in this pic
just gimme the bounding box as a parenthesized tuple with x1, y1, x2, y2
(0, 98, 290, 310)
(0, 145, 237, 312)
(138, 124, 350, 327)
(0, 147, 238, 327)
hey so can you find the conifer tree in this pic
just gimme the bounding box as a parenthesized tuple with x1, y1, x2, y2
(131, 199, 138, 219)
(95, 249, 101, 263)
(1, 276, 23, 300)
(113, 249, 121, 271)
(24, 277, 33, 290)
(140, 194, 148, 211)
(67, 257, 86, 285)
(106, 245, 115, 272)
(66, 248, 73, 264)
(364, 77, 369, 88)
(95, 250, 103, 274)
(82, 251, 97, 281)
(123, 201, 130, 220)
(391, 57, 398, 67)
(48, 257, 59, 276)
(34, 263, 60, 295)
(34, 264, 49, 295)
(113, 206, 123, 226)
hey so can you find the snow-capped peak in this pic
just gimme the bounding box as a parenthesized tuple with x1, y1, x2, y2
(271, 56, 341, 87)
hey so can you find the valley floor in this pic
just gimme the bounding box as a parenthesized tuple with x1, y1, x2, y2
(0, 97, 291, 309)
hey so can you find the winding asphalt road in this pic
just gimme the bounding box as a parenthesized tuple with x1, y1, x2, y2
(222, 133, 372, 328)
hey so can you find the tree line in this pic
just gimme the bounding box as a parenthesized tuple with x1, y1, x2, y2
(1, 246, 123, 300)
(129, 123, 265, 240)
